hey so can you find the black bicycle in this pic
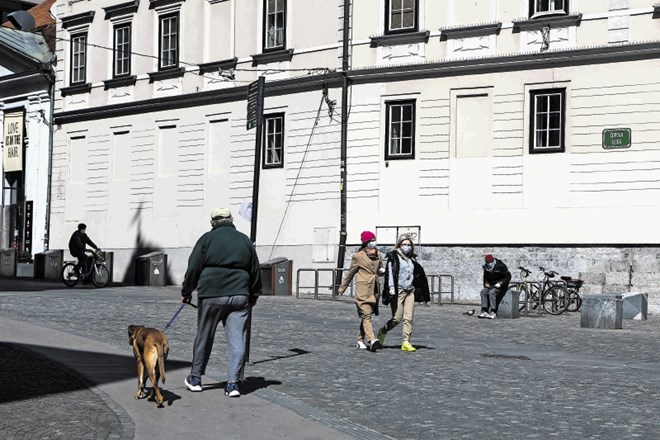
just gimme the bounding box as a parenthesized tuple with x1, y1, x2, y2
(516, 266, 569, 315)
(61, 249, 110, 288)
(559, 275, 583, 312)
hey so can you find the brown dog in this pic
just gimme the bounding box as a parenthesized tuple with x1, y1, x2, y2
(128, 325, 170, 407)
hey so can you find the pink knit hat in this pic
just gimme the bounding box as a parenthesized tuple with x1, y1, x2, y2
(360, 231, 376, 244)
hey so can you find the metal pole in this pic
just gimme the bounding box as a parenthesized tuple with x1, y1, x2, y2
(334, 0, 351, 294)
(250, 76, 265, 243)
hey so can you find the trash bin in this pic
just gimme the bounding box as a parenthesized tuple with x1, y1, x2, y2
(1, 248, 16, 277)
(34, 249, 63, 280)
(135, 251, 167, 286)
(260, 257, 293, 296)
(99, 251, 114, 284)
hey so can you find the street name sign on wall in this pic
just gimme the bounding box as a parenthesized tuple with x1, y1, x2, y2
(602, 128, 631, 150)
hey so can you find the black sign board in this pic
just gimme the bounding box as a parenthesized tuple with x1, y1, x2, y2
(23, 200, 32, 255)
(246, 80, 260, 130)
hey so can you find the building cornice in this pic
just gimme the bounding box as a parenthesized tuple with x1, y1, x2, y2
(251, 49, 294, 65)
(54, 72, 343, 124)
(53, 42, 660, 125)
(60, 83, 92, 96)
(512, 14, 582, 31)
(60, 11, 95, 29)
(348, 41, 660, 84)
(147, 67, 185, 82)
(103, 0, 140, 20)
(198, 57, 238, 74)
(370, 30, 430, 47)
(149, 0, 185, 9)
(439, 22, 501, 39)
(103, 75, 137, 89)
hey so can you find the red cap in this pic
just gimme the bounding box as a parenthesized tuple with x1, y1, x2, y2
(360, 231, 376, 244)
(485, 254, 494, 263)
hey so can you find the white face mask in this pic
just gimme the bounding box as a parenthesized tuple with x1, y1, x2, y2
(81, 229, 87, 235)
(486, 261, 495, 270)
(367, 240, 377, 249)
(401, 244, 412, 254)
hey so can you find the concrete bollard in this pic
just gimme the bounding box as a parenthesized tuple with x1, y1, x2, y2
(621, 293, 648, 320)
(498, 290, 520, 319)
(580, 294, 622, 329)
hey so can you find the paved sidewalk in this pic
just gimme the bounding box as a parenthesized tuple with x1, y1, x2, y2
(1, 281, 659, 439)
(0, 317, 362, 440)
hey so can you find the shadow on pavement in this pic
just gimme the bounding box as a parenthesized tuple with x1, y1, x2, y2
(251, 347, 310, 365)
(203, 376, 283, 396)
(0, 342, 190, 404)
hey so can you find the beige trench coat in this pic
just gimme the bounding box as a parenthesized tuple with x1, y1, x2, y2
(338, 249, 381, 305)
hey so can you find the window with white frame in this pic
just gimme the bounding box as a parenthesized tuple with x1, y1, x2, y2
(70, 33, 87, 84)
(530, 89, 565, 153)
(113, 24, 131, 77)
(385, 100, 416, 160)
(263, 113, 285, 168)
(530, 0, 568, 17)
(386, 0, 418, 34)
(159, 13, 179, 69)
(263, 0, 286, 51)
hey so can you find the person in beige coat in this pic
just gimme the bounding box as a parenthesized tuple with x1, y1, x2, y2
(338, 231, 383, 351)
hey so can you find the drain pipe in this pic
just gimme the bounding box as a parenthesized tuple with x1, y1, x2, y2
(334, 0, 351, 293)
(43, 60, 55, 250)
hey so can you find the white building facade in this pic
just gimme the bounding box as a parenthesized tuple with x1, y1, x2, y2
(0, 26, 54, 260)
(50, 0, 660, 310)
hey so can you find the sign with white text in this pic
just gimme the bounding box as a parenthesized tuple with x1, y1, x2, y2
(602, 128, 631, 150)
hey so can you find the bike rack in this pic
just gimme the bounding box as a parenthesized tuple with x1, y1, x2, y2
(509, 281, 542, 316)
(296, 268, 343, 299)
(296, 268, 455, 304)
(427, 274, 455, 305)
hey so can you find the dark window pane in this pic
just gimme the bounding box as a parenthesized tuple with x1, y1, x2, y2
(549, 93, 561, 110)
(549, 113, 561, 129)
(402, 121, 412, 138)
(402, 10, 414, 28)
(391, 107, 401, 123)
(392, 0, 402, 10)
(536, 95, 548, 113)
(536, 114, 547, 130)
(549, 129, 560, 147)
(402, 104, 412, 121)
(402, 139, 412, 154)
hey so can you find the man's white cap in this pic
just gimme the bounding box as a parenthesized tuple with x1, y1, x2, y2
(211, 207, 231, 219)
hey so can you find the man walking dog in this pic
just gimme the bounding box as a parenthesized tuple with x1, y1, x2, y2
(181, 208, 262, 397)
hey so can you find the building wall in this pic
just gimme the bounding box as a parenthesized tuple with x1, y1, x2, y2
(50, 0, 660, 310)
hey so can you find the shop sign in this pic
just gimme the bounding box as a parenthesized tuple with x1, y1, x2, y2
(3, 111, 24, 172)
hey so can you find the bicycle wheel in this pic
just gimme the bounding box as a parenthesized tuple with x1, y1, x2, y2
(62, 263, 80, 287)
(542, 285, 569, 315)
(92, 264, 109, 288)
(566, 290, 582, 312)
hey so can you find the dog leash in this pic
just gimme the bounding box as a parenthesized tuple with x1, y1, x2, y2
(164, 302, 198, 331)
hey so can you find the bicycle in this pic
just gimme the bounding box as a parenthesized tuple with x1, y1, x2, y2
(516, 266, 569, 315)
(559, 275, 583, 312)
(62, 249, 110, 288)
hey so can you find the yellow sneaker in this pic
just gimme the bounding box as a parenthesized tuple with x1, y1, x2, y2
(401, 341, 416, 352)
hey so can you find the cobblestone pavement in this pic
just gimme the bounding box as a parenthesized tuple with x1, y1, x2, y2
(0, 285, 659, 439)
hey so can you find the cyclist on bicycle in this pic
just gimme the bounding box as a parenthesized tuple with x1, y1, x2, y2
(68, 223, 101, 281)
(479, 254, 511, 319)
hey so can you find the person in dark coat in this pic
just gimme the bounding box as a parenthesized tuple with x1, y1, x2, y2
(67, 223, 100, 278)
(377, 236, 430, 352)
(479, 254, 511, 319)
(181, 208, 262, 397)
